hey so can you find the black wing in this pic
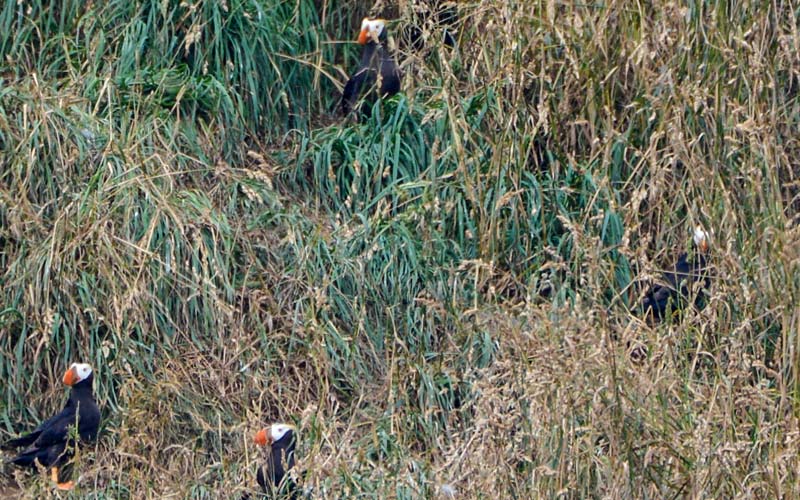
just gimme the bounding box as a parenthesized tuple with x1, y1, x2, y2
(32, 407, 82, 449)
(377, 53, 401, 96)
(2, 403, 75, 450)
(5, 404, 83, 470)
(341, 66, 373, 115)
(8, 441, 67, 468)
(641, 282, 677, 321)
(641, 252, 709, 321)
(257, 444, 298, 498)
(341, 42, 401, 117)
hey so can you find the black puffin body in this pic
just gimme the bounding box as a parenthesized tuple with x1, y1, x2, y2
(641, 226, 712, 322)
(254, 423, 298, 498)
(341, 18, 402, 117)
(3, 363, 101, 490)
(403, 0, 458, 51)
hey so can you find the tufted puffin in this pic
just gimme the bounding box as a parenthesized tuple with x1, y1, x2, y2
(253, 423, 298, 498)
(641, 226, 712, 322)
(341, 18, 402, 117)
(2, 363, 101, 490)
(402, 0, 458, 51)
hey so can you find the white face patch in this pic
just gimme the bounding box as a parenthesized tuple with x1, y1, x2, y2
(270, 424, 294, 443)
(693, 226, 710, 247)
(361, 18, 385, 41)
(71, 363, 93, 383)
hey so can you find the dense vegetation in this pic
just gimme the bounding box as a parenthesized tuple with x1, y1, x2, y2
(1, 0, 798, 498)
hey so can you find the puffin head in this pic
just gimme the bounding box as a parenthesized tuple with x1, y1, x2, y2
(63, 363, 93, 386)
(693, 225, 711, 253)
(254, 423, 296, 448)
(358, 18, 387, 45)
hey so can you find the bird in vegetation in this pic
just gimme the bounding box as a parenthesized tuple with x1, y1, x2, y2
(341, 18, 402, 117)
(641, 225, 712, 322)
(402, 0, 458, 51)
(2, 363, 101, 490)
(253, 423, 298, 498)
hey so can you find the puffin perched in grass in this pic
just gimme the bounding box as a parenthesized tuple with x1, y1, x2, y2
(253, 423, 298, 498)
(641, 226, 712, 322)
(2, 363, 101, 490)
(403, 0, 458, 51)
(341, 18, 402, 117)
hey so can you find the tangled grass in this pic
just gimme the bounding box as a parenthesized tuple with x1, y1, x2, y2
(1, 0, 799, 498)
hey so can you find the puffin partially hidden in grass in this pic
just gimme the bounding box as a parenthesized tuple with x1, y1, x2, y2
(403, 0, 458, 51)
(341, 18, 402, 117)
(641, 226, 712, 322)
(253, 423, 298, 498)
(2, 363, 101, 490)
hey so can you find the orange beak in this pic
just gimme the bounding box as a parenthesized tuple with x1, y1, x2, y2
(63, 367, 80, 386)
(357, 28, 369, 45)
(254, 428, 271, 447)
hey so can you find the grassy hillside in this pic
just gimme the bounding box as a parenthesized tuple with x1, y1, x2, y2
(1, 0, 798, 498)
